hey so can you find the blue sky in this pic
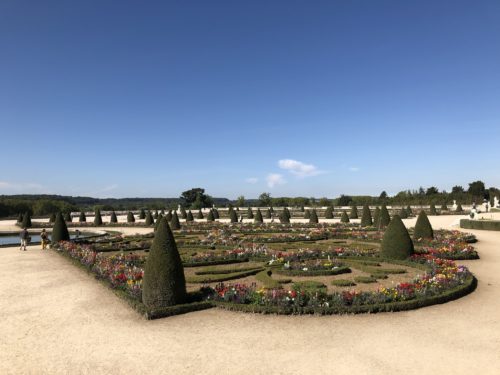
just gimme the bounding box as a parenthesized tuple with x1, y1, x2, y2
(1, 1, 499, 199)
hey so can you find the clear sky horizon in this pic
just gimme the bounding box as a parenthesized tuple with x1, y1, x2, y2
(1, 1, 499, 199)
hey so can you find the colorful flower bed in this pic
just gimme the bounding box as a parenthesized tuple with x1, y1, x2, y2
(276, 259, 351, 276)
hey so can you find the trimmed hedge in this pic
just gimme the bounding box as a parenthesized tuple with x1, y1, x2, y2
(460, 219, 500, 231)
(380, 215, 414, 260)
(414, 210, 434, 239)
(350, 205, 358, 219)
(276, 266, 351, 277)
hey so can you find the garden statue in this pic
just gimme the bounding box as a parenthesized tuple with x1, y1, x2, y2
(494, 196, 499, 208)
(452, 200, 457, 211)
(483, 200, 489, 213)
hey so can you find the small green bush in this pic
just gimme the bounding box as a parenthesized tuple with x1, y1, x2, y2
(373, 207, 381, 227)
(399, 207, 408, 219)
(350, 205, 358, 219)
(406, 205, 413, 216)
(110, 211, 118, 223)
(379, 205, 391, 228)
(247, 207, 254, 219)
(229, 207, 238, 223)
(21, 212, 32, 228)
(94, 208, 103, 226)
(309, 209, 319, 224)
(127, 211, 135, 223)
(145, 211, 154, 226)
(324, 206, 334, 219)
(380, 215, 414, 259)
(292, 281, 326, 292)
(429, 204, 437, 215)
(206, 210, 215, 222)
(354, 276, 377, 283)
(52, 212, 70, 243)
(79, 211, 86, 222)
(170, 211, 181, 230)
(265, 209, 271, 219)
(456, 203, 463, 212)
(49, 213, 56, 223)
(139, 209, 146, 220)
(279, 211, 290, 223)
(197, 210, 204, 219)
(304, 210, 311, 219)
(414, 210, 434, 240)
(180, 206, 187, 219)
(254, 209, 264, 223)
(341, 210, 350, 223)
(64, 212, 72, 222)
(166, 210, 172, 221)
(331, 279, 356, 287)
(186, 210, 194, 222)
(213, 209, 220, 219)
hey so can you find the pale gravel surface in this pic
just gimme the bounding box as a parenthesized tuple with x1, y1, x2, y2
(1, 214, 499, 375)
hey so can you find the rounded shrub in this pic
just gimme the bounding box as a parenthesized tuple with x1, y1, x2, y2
(94, 208, 103, 226)
(197, 210, 204, 219)
(350, 205, 358, 219)
(79, 211, 86, 222)
(170, 211, 181, 230)
(254, 209, 264, 223)
(413, 210, 434, 240)
(309, 209, 319, 224)
(360, 204, 373, 227)
(206, 209, 215, 222)
(64, 212, 72, 222)
(110, 211, 118, 223)
(21, 212, 32, 228)
(341, 210, 350, 223)
(142, 217, 187, 309)
(379, 205, 391, 228)
(49, 213, 56, 223)
(52, 212, 70, 243)
(380, 215, 414, 260)
(324, 206, 334, 219)
(145, 211, 154, 226)
(247, 207, 254, 219)
(127, 211, 135, 223)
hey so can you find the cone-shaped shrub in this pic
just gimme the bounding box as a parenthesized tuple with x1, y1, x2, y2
(247, 208, 254, 219)
(429, 204, 437, 215)
(280, 211, 290, 223)
(52, 212, 70, 243)
(170, 211, 181, 230)
(154, 214, 163, 231)
(213, 208, 220, 219)
(142, 217, 187, 309)
(229, 207, 238, 223)
(350, 205, 358, 219)
(186, 210, 194, 222)
(399, 207, 408, 219)
(254, 209, 263, 223)
(406, 205, 413, 216)
(413, 210, 434, 240)
(379, 205, 391, 228)
(324, 206, 334, 219)
(265, 209, 271, 219)
(64, 212, 72, 222)
(441, 203, 448, 211)
(373, 207, 381, 227)
(309, 209, 319, 224)
(269, 207, 274, 214)
(79, 211, 86, 222)
(49, 212, 56, 223)
(22, 212, 32, 228)
(197, 210, 204, 219)
(160, 209, 165, 215)
(145, 211, 154, 226)
(456, 203, 463, 212)
(360, 204, 372, 227)
(380, 215, 414, 260)
(127, 211, 135, 223)
(206, 210, 215, 222)
(300, 206, 305, 212)
(154, 210, 159, 219)
(110, 211, 118, 223)
(180, 206, 187, 219)
(304, 210, 311, 219)
(341, 210, 350, 223)
(17, 213, 23, 223)
(94, 208, 103, 226)
(139, 209, 146, 219)
(166, 210, 172, 221)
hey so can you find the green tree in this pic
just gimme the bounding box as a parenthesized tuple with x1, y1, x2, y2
(166, 210, 173, 221)
(127, 211, 135, 223)
(49, 212, 56, 223)
(468, 180, 486, 198)
(79, 211, 86, 222)
(324, 206, 334, 219)
(180, 188, 213, 208)
(51, 212, 70, 243)
(413, 211, 434, 240)
(110, 211, 118, 223)
(229, 207, 238, 223)
(304, 210, 311, 219)
(206, 209, 215, 222)
(94, 208, 103, 226)
(265, 208, 271, 219)
(186, 210, 194, 222)
(139, 209, 146, 219)
(247, 207, 254, 219)
(258, 192, 272, 207)
(254, 208, 263, 223)
(142, 217, 187, 309)
(350, 205, 358, 219)
(197, 209, 204, 219)
(309, 209, 319, 224)
(373, 207, 381, 227)
(380, 215, 414, 259)
(145, 211, 154, 226)
(429, 204, 437, 215)
(337, 195, 352, 206)
(213, 208, 220, 219)
(21, 212, 32, 228)
(236, 195, 245, 207)
(379, 205, 391, 228)
(64, 212, 72, 222)
(179, 206, 187, 219)
(341, 210, 350, 223)
(360, 204, 372, 227)
(170, 211, 181, 230)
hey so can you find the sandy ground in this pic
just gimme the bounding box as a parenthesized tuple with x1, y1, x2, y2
(1, 215, 499, 375)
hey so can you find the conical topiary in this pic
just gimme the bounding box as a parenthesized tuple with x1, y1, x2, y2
(127, 211, 135, 223)
(300, 206, 305, 212)
(360, 204, 372, 227)
(142, 217, 187, 310)
(17, 213, 23, 223)
(170, 211, 181, 230)
(213, 208, 220, 219)
(379, 205, 391, 228)
(197, 209, 204, 219)
(247, 208, 254, 219)
(280, 211, 290, 224)
(180, 206, 187, 219)
(229, 207, 238, 223)
(399, 207, 408, 219)
(139, 209, 146, 220)
(380, 215, 414, 260)
(304, 210, 311, 219)
(154, 210, 159, 219)
(284, 207, 291, 220)
(413, 210, 434, 240)
(186, 210, 194, 222)
(145, 211, 154, 226)
(324, 206, 334, 219)
(160, 209, 165, 215)
(79, 211, 86, 222)
(265, 209, 271, 219)
(110, 211, 118, 223)
(52, 212, 70, 243)
(406, 205, 413, 216)
(21, 212, 32, 228)
(166, 210, 173, 221)
(206, 209, 215, 222)
(49, 212, 56, 223)
(154, 214, 164, 231)
(341, 210, 350, 223)
(456, 203, 463, 212)
(64, 212, 72, 222)
(441, 203, 448, 211)
(429, 204, 437, 215)
(373, 207, 381, 227)
(254, 208, 263, 223)
(350, 205, 358, 219)
(309, 209, 319, 224)
(94, 208, 103, 226)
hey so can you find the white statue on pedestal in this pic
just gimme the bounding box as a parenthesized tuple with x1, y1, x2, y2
(452, 200, 457, 211)
(494, 196, 499, 208)
(178, 204, 182, 213)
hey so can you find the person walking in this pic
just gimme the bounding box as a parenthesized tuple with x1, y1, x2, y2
(40, 229, 48, 250)
(20, 228, 29, 251)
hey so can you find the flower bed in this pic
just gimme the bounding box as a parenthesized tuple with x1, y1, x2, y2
(275, 259, 351, 276)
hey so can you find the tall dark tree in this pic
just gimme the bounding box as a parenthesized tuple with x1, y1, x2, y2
(94, 208, 103, 226)
(110, 211, 118, 223)
(206, 209, 215, 222)
(254, 208, 264, 223)
(360, 204, 372, 227)
(373, 207, 381, 227)
(304, 210, 311, 219)
(247, 207, 254, 219)
(21, 212, 32, 228)
(197, 209, 204, 219)
(79, 211, 86, 222)
(179, 206, 187, 219)
(229, 207, 238, 223)
(142, 217, 187, 309)
(49, 212, 56, 223)
(51, 212, 70, 243)
(139, 209, 146, 220)
(429, 204, 437, 215)
(379, 205, 391, 228)
(213, 208, 220, 219)
(265, 209, 272, 219)
(180, 188, 213, 208)
(166, 210, 173, 221)
(380, 215, 414, 260)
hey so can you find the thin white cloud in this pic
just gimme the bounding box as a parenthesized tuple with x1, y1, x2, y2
(266, 174, 286, 188)
(278, 159, 324, 178)
(349, 167, 360, 172)
(0, 181, 45, 191)
(245, 177, 259, 184)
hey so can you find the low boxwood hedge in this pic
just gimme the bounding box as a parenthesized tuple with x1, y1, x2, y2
(460, 219, 500, 231)
(276, 266, 351, 277)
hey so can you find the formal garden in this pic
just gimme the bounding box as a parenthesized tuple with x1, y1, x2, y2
(41, 206, 479, 319)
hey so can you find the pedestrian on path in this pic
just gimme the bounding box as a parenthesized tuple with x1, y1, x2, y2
(20, 228, 30, 251)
